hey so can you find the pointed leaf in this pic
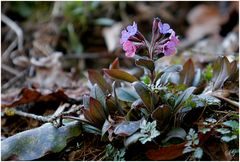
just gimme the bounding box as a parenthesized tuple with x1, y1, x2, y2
(151, 105, 171, 129)
(1, 121, 81, 161)
(212, 56, 231, 91)
(110, 57, 120, 69)
(114, 120, 142, 136)
(124, 132, 143, 147)
(116, 87, 139, 102)
(135, 58, 155, 72)
(133, 81, 153, 111)
(180, 59, 195, 86)
(89, 97, 106, 123)
(104, 69, 138, 83)
(174, 87, 196, 112)
(88, 69, 112, 93)
(91, 84, 108, 115)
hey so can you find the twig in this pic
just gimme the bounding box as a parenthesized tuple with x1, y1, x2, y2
(1, 13, 23, 50)
(1, 63, 20, 76)
(1, 69, 28, 92)
(2, 38, 17, 61)
(4, 104, 85, 127)
(212, 94, 239, 108)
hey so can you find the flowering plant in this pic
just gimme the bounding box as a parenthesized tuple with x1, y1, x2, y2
(120, 18, 179, 59)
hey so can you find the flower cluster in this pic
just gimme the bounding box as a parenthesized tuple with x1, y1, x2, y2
(120, 18, 180, 59)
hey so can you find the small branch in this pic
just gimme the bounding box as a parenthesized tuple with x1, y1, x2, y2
(1, 69, 28, 92)
(2, 38, 17, 61)
(4, 104, 85, 127)
(1, 63, 20, 76)
(1, 13, 23, 50)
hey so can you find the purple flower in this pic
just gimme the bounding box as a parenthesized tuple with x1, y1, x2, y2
(158, 22, 172, 34)
(163, 41, 177, 56)
(123, 41, 137, 57)
(127, 22, 138, 36)
(120, 30, 130, 44)
(169, 31, 180, 46)
(120, 22, 138, 44)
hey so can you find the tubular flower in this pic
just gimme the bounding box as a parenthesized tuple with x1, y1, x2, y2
(123, 41, 137, 57)
(120, 22, 138, 44)
(169, 31, 180, 46)
(158, 22, 172, 34)
(163, 41, 177, 56)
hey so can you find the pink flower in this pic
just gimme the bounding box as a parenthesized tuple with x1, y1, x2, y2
(163, 41, 177, 56)
(123, 41, 137, 57)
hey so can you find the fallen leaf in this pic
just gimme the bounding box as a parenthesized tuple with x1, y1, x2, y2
(1, 88, 68, 108)
(146, 142, 186, 160)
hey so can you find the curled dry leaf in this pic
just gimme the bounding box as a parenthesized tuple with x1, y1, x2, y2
(1, 88, 69, 108)
(146, 142, 186, 160)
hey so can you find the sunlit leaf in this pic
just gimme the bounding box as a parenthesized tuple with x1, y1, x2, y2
(115, 87, 139, 102)
(114, 120, 142, 136)
(104, 69, 138, 83)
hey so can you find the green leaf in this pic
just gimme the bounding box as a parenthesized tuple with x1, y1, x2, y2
(194, 147, 203, 159)
(151, 105, 171, 129)
(162, 128, 187, 143)
(174, 87, 196, 112)
(114, 120, 142, 136)
(221, 135, 237, 142)
(192, 69, 202, 86)
(212, 56, 231, 91)
(1, 121, 81, 160)
(180, 59, 195, 86)
(104, 69, 138, 83)
(135, 58, 155, 72)
(115, 87, 139, 102)
(215, 128, 231, 134)
(88, 69, 112, 93)
(124, 132, 143, 147)
(222, 120, 239, 130)
(133, 81, 153, 111)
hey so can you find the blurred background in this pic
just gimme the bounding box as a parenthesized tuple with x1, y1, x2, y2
(1, 1, 239, 91)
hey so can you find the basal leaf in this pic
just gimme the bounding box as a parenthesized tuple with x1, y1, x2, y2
(88, 69, 112, 93)
(180, 59, 195, 86)
(91, 84, 107, 114)
(104, 69, 138, 83)
(151, 105, 171, 129)
(115, 87, 139, 102)
(162, 127, 187, 143)
(174, 87, 196, 113)
(1, 121, 81, 161)
(114, 120, 142, 136)
(212, 56, 231, 91)
(133, 81, 153, 112)
(135, 58, 155, 72)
